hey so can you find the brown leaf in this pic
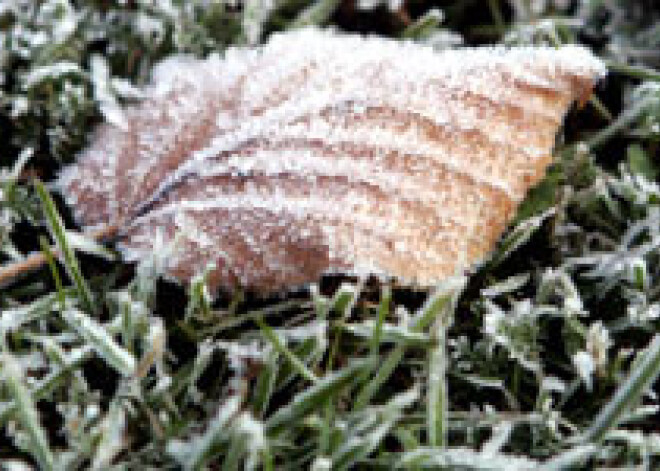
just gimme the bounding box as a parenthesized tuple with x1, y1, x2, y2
(58, 28, 606, 293)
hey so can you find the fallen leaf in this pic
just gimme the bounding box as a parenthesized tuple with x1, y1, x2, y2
(58, 28, 606, 293)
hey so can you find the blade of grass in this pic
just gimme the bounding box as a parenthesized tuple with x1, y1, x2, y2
(427, 330, 449, 448)
(34, 179, 96, 314)
(487, 0, 506, 33)
(223, 413, 268, 471)
(353, 346, 407, 411)
(251, 351, 279, 418)
(38, 235, 66, 312)
(0, 225, 116, 289)
(400, 9, 443, 40)
(62, 308, 137, 376)
(486, 210, 554, 269)
(340, 321, 431, 348)
(349, 285, 394, 406)
(255, 315, 318, 383)
(172, 395, 242, 470)
(0, 346, 93, 426)
(579, 334, 660, 443)
(0, 290, 73, 336)
(267, 358, 375, 435)
(354, 279, 465, 410)
(332, 387, 419, 470)
(370, 285, 391, 357)
(606, 61, 660, 82)
(427, 280, 464, 448)
(585, 93, 660, 149)
(90, 399, 127, 471)
(1, 352, 57, 471)
(221, 434, 246, 471)
(290, 0, 342, 28)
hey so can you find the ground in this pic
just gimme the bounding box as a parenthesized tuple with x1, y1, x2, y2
(1, 1, 660, 469)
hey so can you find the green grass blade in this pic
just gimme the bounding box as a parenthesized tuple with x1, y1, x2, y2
(370, 285, 391, 356)
(585, 93, 660, 149)
(221, 433, 246, 471)
(38, 235, 66, 311)
(256, 315, 318, 383)
(340, 321, 431, 348)
(486, 210, 553, 269)
(580, 334, 660, 443)
(34, 179, 96, 314)
(0, 347, 93, 427)
(170, 395, 242, 470)
(355, 279, 465, 411)
(412, 278, 466, 332)
(62, 308, 136, 376)
(1, 352, 57, 471)
(90, 399, 127, 471)
(333, 387, 419, 470)
(291, 0, 342, 28)
(267, 358, 375, 435)
(606, 61, 660, 82)
(400, 9, 443, 39)
(353, 346, 406, 410)
(427, 334, 449, 448)
(0, 291, 70, 336)
(252, 352, 280, 419)
(426, 279, 464, 448)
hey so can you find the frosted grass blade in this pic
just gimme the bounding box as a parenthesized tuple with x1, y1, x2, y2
(267, 358, 375, 434)
(580, 334, 660, 443)
(62, 308, 136, 376)
(427, 278, 465, 447)
(34, 179, 95, 314)
(256, 315, 318, 383)
(1, 352, 57, 471)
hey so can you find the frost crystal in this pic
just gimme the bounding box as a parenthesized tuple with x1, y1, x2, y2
(586, 321, 612, 371)
(573, 350, 595, 391)
(59, 28, 606, 293)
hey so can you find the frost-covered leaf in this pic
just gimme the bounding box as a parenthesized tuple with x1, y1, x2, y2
(58, 28, 605, 294)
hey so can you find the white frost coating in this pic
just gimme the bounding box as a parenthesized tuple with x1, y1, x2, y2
(90, 54, 128, 130)
(216, 340, 269, 376)
(311, 457, 333, 471)
(572, 351, 595, 391)
(127, 192, 459, 271)
(235, 412, 266, 454)
(400, 446, 539, 470)
(22, 62, 83, 88)
(91, 401, 127, 471)
(1, 460, 35, 471)
(59, 28, 606, 293)
(168, 394, 243, 468)
(273, 320, 329, 350)
(62, 308, 137, 376)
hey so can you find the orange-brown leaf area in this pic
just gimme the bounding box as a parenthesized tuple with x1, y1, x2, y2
(59, 28, 605, 293)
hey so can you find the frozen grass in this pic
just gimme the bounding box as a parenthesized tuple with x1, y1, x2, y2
(1, 1, 660, 469)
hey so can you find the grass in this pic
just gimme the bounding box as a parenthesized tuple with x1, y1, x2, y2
(2, 0, 660, 469)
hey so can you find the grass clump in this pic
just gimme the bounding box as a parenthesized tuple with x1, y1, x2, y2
(2, 0, 660, 469)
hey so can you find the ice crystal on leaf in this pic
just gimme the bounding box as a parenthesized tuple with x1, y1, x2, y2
(59, 28, 605, 293)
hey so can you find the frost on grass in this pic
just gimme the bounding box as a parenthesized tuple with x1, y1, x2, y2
(5, 2, 660, 470)
(59, 27, 605, 293)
